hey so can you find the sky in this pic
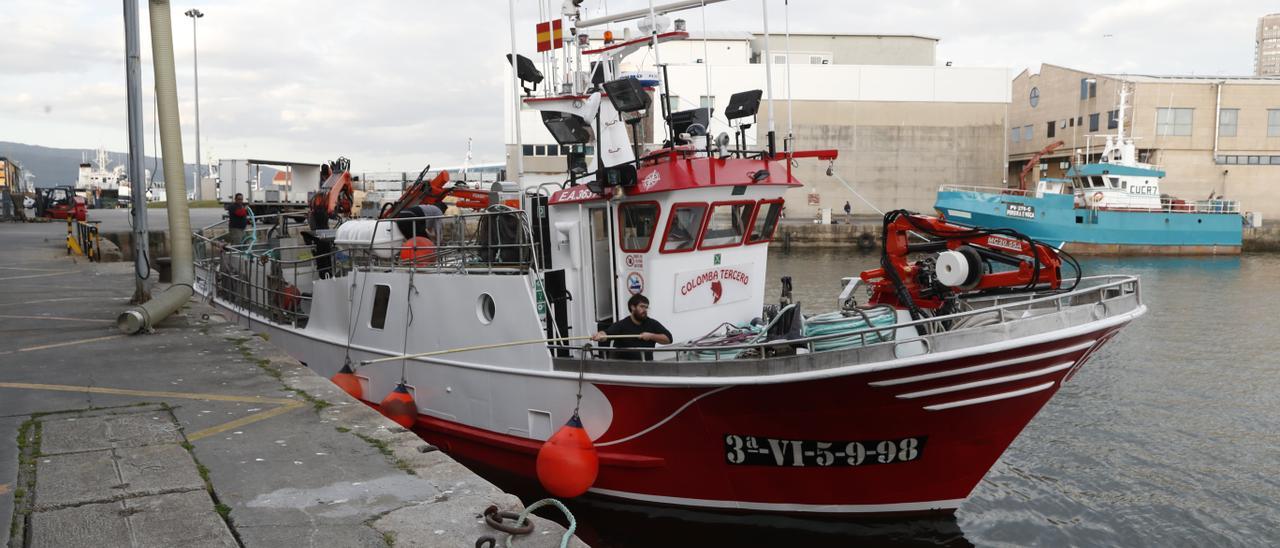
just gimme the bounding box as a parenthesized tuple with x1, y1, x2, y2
(1, 0, 1275, 176)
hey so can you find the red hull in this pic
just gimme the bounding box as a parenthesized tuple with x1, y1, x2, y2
(373, 324, 1125, 515)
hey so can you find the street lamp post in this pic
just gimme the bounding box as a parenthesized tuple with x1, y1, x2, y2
(185, 8, 203, 201)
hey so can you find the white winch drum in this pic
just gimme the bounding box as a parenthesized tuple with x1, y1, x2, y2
(334, 219, 404, 259)
(936, 249, 977, 288)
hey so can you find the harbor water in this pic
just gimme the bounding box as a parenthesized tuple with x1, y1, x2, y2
(507, 250, 1280, 547)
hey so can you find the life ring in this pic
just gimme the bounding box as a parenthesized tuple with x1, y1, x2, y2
(856, 232, 877, 251)
(1092, 191, 1105, 203)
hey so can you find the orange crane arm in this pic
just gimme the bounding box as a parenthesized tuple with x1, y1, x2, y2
(1019, 140, 1065, 191)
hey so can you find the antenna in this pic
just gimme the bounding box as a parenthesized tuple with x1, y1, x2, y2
(507, 0, 524, 184)
(759, 0, 776, 157)
(783, 0, 793, 151)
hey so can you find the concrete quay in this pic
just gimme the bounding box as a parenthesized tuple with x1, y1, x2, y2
(0, 220, 584, 548)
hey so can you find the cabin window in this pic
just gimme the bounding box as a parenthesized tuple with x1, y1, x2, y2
(660, 203, 707, 253)
(370, 284, 391, 330)
(747, 200, 783, 244)
(1090, 176, 1105, 188)
(1108, 177, 1121, 188)
(618, 202, 660, 252)
(700, 201, 755, 249)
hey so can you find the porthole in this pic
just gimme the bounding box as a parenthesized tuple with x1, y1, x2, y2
(477, 293, 496, 325)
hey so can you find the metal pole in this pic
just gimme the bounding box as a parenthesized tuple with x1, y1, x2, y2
(186, 8, 204, 200)
(124, 0, 150, 303)
(508, 0, 525, 184)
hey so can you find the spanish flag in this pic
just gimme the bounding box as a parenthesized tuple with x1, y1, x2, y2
(536, 19, 563, 52)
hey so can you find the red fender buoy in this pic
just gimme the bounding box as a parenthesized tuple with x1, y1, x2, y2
(330, 363, 363, 401)
(380, 382, 418, 428)
(398, 236, 436, 266)
(535, 413, 599, 498)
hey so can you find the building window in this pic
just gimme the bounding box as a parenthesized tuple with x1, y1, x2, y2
(546, 144, 559, 156)
(1156, 108, 1193, 136)
(534, 145, 546, 156)
(1107, 110, 1119, 130)
(773, 54, 786, 64)
(1011, 127, 1020, 143)
(1089, 113, 1100, 132)
(1219, 108, 1239, 137)
(700, 95, 715, 111)
(1047, 121, 1056, 138)
(1068, 117, 1075, 127)
(667, 95, 681, 112)
(1080, 78, 1096, 99)
(522, 145, 534, 156)
(1269, 109, 1280, 136)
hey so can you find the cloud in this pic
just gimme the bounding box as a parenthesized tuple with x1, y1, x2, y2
(0, 0, 1274, 173)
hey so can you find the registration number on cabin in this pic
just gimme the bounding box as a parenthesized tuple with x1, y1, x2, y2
(724, 434, 926, 467)
(1004, 203, 1036, 219)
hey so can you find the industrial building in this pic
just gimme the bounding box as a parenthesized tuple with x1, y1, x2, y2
(1010, 63, 1280, 219)
(1257, 13, 1280, 76)
(506, 31, 1011, 218)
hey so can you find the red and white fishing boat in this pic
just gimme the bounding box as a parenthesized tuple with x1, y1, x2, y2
(194, 0, 1144, 516)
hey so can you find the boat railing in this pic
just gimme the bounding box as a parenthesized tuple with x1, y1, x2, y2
(191, 208, 541, 326)
(551, 274, 1141, 363)
(192, 230, 339, 327)
(345, 209, 538, 275)
(938, 184, 1037, 197)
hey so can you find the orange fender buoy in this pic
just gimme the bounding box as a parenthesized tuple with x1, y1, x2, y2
(330, 363, 363, 401)
(279, 284, 301, 311)
(535, 413, 599, 498)
(380, 382, 418, 428)
(398, 236, 436, 266)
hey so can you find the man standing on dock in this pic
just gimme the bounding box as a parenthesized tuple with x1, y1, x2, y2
(225, 193, 251, 245)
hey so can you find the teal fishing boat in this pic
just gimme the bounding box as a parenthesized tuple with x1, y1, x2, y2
(935, 85, 1243, 254)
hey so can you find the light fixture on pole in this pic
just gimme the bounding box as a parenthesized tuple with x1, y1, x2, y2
(184, 8, 204, 200)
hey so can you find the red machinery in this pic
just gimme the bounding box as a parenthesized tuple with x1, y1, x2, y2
(309, 157, 355, 222)
(1019, 140, 1065, 191)
(860, 211, 1064, 313)
(377, 166, 500, 220)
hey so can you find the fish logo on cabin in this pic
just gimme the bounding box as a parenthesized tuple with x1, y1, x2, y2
(641, 170, 661, 190)
(711, 280, 723, 303)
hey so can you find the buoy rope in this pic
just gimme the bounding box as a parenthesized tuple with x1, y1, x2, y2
(573, 344, 590, 416)
(357, 334, 643, 366)
(341, 268, 370, 370)
(398, 265, 419, 384)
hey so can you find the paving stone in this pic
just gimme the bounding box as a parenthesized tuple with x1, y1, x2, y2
(125, 490, 238, 548)
(238, 524, 387, 548)
(115, 444, 205, 495)
(106, 412, 185, 448)
(29, 500, 130, 548)
(33, 449, 120, 509)
(39, 415, 114, 455)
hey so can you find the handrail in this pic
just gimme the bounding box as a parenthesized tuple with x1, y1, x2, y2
(553, 275, 1140, 359)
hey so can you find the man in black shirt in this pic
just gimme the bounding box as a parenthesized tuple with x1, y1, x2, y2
(225, 193, 251, 245)
(592, 294, 672, 360)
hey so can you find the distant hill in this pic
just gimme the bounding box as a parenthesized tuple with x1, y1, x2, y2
(0, 141, 197, 190)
